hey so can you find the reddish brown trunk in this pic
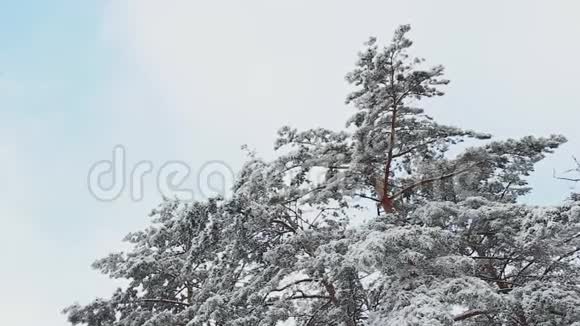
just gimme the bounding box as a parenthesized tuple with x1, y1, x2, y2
(381, 195, 395, 213)
(375, 177, 395, 214)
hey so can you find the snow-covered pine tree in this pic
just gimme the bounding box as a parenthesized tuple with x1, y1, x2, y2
(65, 25, 580, 325)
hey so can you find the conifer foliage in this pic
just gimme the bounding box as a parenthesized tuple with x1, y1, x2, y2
(66, 25, 579, 325)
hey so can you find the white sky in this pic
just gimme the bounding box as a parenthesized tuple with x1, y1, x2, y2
(1, 1, 579, 325)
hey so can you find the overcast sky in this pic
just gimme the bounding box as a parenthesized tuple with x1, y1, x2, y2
(1, 1, 579, 325)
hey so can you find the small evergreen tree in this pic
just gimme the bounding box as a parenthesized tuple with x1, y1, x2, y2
(65, 25, 579, 325)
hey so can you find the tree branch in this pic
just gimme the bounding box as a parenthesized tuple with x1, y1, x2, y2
(138, 298, 191, 307)
(392, 137, 441, 159)
(391, 161, 485, 199)
(272, 279, 317, 293)
(541, 246, 580, 279)
(453, 309, 492, 322)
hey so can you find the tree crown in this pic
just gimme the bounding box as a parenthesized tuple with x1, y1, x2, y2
(65, 25, 579, 326)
